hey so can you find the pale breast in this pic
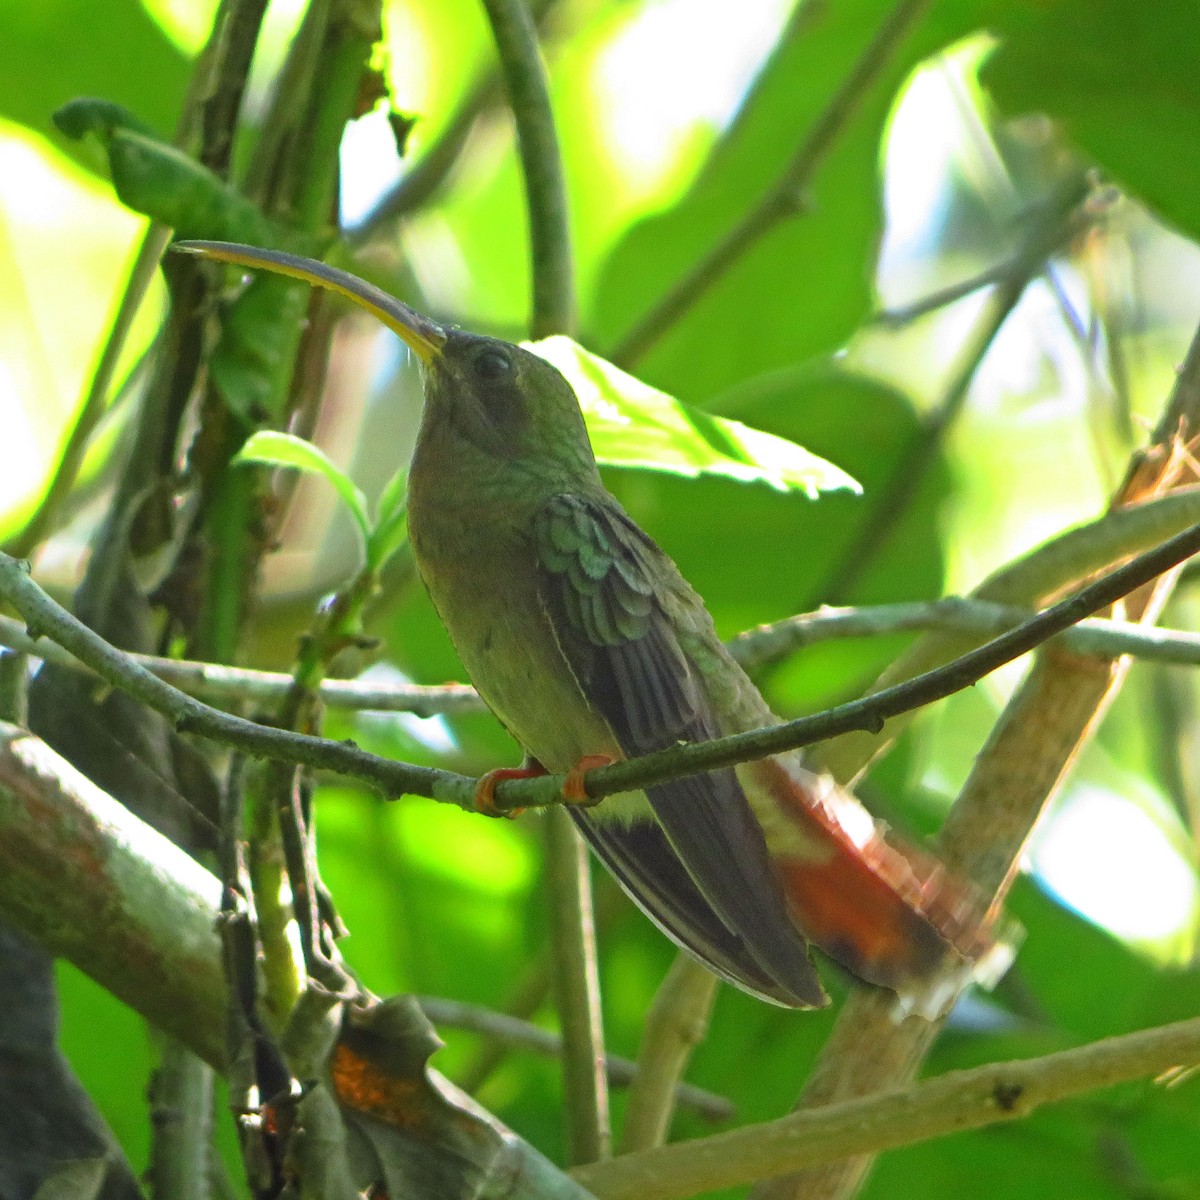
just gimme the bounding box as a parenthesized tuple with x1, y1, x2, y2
(410, 503, 623, 774)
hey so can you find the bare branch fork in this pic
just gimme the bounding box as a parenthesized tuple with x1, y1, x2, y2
(2, 515, 1200, 813)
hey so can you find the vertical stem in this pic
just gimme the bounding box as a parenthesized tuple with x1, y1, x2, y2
(147, 1038, 216, 1200)
(622, 954, 719, 1153)
(542, 808, 611, 1163)
(480, 0, 575, 338)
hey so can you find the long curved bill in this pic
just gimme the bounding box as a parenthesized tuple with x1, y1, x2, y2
(172, 240, 447, 363)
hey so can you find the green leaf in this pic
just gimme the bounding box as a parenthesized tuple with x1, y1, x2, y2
(588, 0, 961, 399)
(0, 0, 188, 152)
(366, 467, 410, 569)
(235, 431, 370, 553)
(982, 0, 1200, 243)
(54, 99, 276, 244)
(528, 336, 860, 497)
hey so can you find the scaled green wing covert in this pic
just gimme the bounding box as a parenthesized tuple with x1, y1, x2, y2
(531, 492, 825, 1007)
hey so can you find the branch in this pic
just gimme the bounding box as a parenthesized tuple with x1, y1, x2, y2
(147, 1040, 215, 1200)
(0, 724, 227, 1066)
(554, 516, 1200, 808)
(756, 322, 1200, 1200)
(814, 483, 1200, 782)
(730, 597, 1200, 671)
(571, 1015, 1200, 1200)
(0, 552, 481, 805)
(4, 511, 1200, 812)
(9, 715, 1199, 1200)
(610, 0, 931, 368)
(13, 587, 1200, 724)
(0, 613, 483, 716)
(0, 724, 601, 1200)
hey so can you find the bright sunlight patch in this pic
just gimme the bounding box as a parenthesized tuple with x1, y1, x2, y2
(528, 336, 861, 497)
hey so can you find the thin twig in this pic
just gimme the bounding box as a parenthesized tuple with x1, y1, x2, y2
(8, 0, 269, 560)
(814, 175, 1091, 605)
(0, 614, 483, 714)
(730, 596, 1200, 671)
(349, 75, 502, 243)
(455, 961, 553, 1094)
(4, 514, 1200, 811)
(0, 551, 474, 804)
(349, 0, 559, 244)
(7, 231, 172, 561)
(870, 260, 1017, 326)
(13, 588, 1200, 722)
(814, 483, 1200, 783)
(610, 0, 931, 368)
(570, 1014, 1200, 1200)
(416, 995, 734, 1121)
(480, 0, 574, 337)
(621, 955, 719, 1153)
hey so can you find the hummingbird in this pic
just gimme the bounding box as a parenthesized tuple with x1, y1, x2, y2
(176, 241, 1009, 1015)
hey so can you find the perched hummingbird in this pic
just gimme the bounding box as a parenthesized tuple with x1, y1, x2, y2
(176, 241, 1009, 1015)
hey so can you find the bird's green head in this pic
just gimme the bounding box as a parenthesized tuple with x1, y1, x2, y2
(172, 241, 598, 488)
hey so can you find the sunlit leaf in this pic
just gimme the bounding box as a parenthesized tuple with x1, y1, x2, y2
(983, 0, 1200, 243)
(235, 430, 370, 553)
(54, 99, 277, 244)
(528, 336, 860, 496)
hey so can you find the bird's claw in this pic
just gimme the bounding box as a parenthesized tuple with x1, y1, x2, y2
(474, 754, 613, 815)
(562, 754, 614, 805)
(474, 766, 543, 818)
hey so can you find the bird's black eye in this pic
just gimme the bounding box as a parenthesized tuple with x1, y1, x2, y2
(473, 347, 513, 380)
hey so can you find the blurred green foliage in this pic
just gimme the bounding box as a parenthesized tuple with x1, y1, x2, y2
(4, 0, 1200, 1197)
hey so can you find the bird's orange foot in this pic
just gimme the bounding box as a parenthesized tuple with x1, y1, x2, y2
(562, 754, 615, 806)
(474, 764, 545, 818)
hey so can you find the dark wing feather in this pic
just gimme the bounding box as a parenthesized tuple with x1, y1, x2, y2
(571, 808, 805, 1006)
(534, 493, 825, 1007)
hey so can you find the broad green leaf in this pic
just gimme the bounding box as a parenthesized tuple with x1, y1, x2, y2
(587, 0, 983, 400)
(982, 0, 1200, 244)
(528, 336, 860, 497)
(0, 0, 188, 152)
(235, 431, 370, 553)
